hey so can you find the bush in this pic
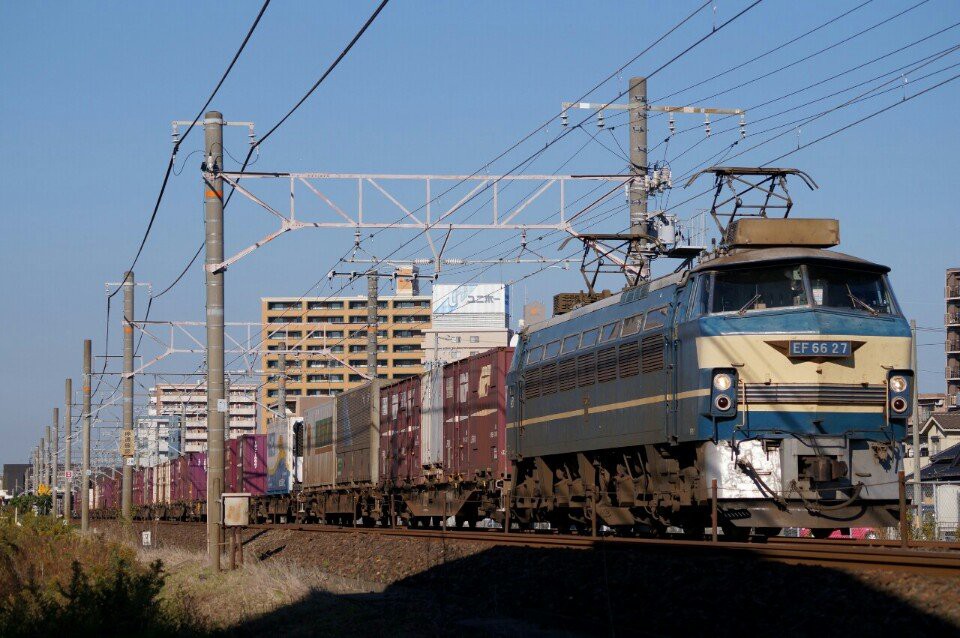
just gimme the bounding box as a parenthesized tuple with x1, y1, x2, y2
(0, 514, 205, 637)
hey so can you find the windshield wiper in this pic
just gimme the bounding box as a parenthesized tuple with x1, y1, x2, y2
(737, 293, 762, 316)
(846, 285, 879, 316)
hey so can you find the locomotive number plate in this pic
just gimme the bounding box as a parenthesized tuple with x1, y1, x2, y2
(789, 340, 851, 357)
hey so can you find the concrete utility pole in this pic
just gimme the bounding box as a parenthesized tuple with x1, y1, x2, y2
(277, 354, 287, 430)
(121, 271, 135, 519)
(43, 429, 50, 490)
(628, 76, 647, 245)
(367, 273, 379, 378)
(64, 378, 73, 520)
(52, 408, 59, 516)
(31, 447, 38, 493)
(81, 339, 92, 532)
(204, 110, 226, 570)
(911, 319, 922, 528)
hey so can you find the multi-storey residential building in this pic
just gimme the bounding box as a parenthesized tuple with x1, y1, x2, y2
(148, 383, 258, 453)
(947, 268, 960, 409)
(259, 293, 432, 429)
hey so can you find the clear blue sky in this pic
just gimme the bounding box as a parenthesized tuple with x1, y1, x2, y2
(1, 1, 958, 466)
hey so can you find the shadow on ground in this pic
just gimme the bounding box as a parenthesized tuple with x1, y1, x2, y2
(222, 543, 959, 637)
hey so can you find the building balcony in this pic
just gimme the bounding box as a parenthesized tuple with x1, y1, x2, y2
(948, 368, 960, 380)
(948, 285, 960, 300)
(946, 314, 960, 326)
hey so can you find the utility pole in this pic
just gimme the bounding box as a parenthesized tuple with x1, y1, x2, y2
(81, 339, 92, 532)
(64, 378, 72, 520)
(52, 408, 59, 516)
(562, 81, 744, 271)
(31, 447, 38, 494)
(43, 428, 50, 491)
(629, 76, 647, 248)
(367, 273, 379, 378)
(204, 110, 226, 570)
(911, 319, 922, 528)
(277, 354, 287, 430)
(121, 271, 135, 519)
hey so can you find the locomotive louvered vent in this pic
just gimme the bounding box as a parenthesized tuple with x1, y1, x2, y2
(618, 341, 640, 378)
(559, 357, 578, 392)
(741, 383, 885, 405)
(524, 367, 541, 400)
(597, 346, 618, 383)
(541, 362, 559, 395)
(577, 352, 596, 387)
(641, 334, 665, 373)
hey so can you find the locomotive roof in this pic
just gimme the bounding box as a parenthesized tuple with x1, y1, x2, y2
(692, 246, 889, 273)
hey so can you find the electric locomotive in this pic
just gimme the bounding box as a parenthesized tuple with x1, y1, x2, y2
(506, 187, 912, 536)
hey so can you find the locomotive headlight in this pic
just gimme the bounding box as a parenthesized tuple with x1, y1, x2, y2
(713, 373, 733, 392)
(889, 375, 907, 393)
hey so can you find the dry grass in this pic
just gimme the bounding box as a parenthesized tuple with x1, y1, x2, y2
(131, 543, 380, 631)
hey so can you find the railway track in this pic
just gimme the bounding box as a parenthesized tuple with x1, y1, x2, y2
(145, 519, 960, 577)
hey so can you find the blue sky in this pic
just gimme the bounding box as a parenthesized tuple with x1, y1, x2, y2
(1, 1, 958, 466)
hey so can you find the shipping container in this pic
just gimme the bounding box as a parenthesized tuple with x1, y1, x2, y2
(133, 468, 144, 506)
(443, 347, 513, 480)
(226, 438, 240, 494)
(240, 434, 267, 495)
(379, 375, 421, 485)
(336, 380, 381, 485)
(268, 413, 303, 495)
(185, 452, 207, 501)
(302, 398, 336, 488)
(420, 364, 444, 468)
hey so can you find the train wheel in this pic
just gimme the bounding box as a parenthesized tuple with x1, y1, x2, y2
(720, 523, 749, 542)
(755, 527, 783, 538)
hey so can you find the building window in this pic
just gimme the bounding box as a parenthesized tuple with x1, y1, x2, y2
(307, 301, 343, 310)
(267, 301, 301, 310)
(469, 336, 480, 343)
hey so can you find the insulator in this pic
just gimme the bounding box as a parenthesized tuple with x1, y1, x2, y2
(561, 112, 568, 127)
(668, 114, 675, 135)
(739, 114, 746, 139)
(704, 114, 711, 137)
(597, 111, 605, 129)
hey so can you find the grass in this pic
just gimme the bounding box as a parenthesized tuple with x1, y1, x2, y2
(0, 512, 206, 637)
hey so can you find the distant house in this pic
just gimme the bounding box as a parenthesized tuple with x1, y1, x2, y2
(920, 412, 960, 459)
(904, 395, 947, 475)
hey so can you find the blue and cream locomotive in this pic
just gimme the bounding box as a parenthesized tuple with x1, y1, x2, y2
(507, 216, 912, 536)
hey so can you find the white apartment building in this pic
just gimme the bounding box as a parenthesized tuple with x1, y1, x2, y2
(148, 383, 257, 453)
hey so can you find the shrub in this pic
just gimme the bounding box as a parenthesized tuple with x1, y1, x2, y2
(0, 513, 205, 637)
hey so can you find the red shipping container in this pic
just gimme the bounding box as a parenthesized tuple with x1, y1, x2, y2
(379, 376, 422, 485)
(133, 469, 144, 506)
(171, 457, 183, 502)
(442, 347, 513, 480)
(239, 434, 267, 495)
(226, 438, 240, 494)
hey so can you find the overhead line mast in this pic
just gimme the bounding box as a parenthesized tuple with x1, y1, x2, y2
(562, 77, 745, 277)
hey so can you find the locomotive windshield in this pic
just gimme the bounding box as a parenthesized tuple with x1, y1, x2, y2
(705, 262, 897, 316)
(807, 265, 895, 315)
(712, 265, 807, 314)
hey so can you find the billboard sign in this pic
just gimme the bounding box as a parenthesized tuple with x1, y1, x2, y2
(432, 283, 508, 316)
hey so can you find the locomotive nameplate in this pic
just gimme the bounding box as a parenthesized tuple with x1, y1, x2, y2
(789, 340, 851, 358)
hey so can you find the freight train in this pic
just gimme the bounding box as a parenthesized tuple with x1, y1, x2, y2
(83, 216, 914, 538)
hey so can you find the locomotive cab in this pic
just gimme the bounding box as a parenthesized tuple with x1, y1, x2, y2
(681, 222, 912, 532)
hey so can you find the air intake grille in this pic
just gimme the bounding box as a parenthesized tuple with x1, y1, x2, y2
(740, 383, 885, 405)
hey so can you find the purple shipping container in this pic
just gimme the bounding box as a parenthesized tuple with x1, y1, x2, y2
(133, 469, 144, 506)
(186, 452, 207, 501)
(240, 434, 267, 495)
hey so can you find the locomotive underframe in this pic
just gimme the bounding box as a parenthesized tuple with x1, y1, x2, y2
(509, 438, 901, 533)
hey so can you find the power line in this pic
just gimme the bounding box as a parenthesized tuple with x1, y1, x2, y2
(108, 0, 271, 298)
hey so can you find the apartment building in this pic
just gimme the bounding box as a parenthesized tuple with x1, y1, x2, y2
(259, 293, 432, 429)
(148, 383, 258, 453)
(947, 268, 960, 409)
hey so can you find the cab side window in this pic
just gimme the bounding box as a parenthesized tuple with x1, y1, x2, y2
(688, 274, 711, 319)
